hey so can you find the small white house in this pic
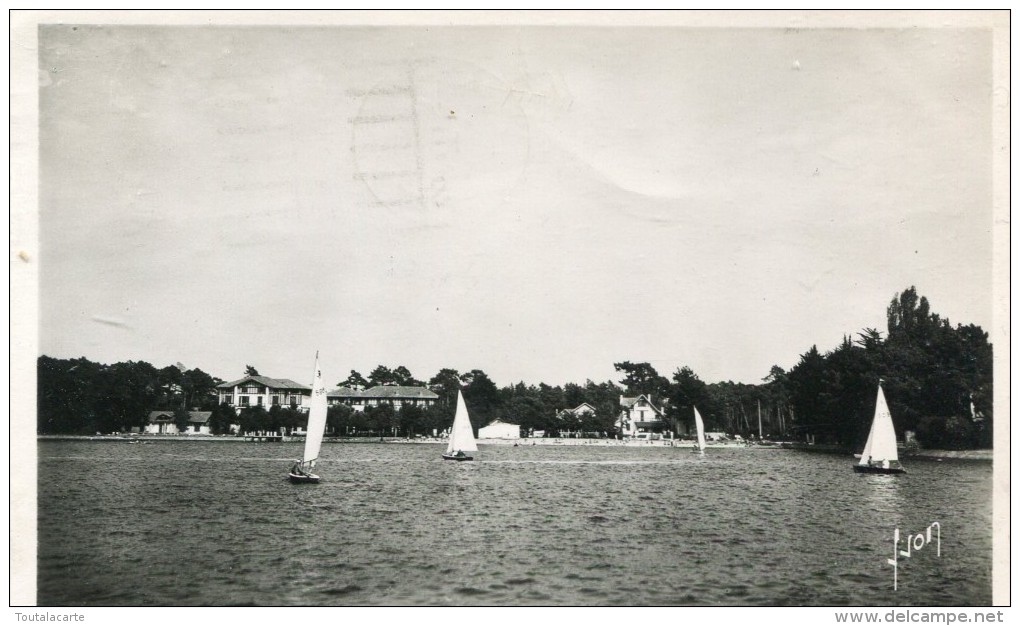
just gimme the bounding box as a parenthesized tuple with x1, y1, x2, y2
(479, 420, 520, 439)
(145, 410, 212, 435)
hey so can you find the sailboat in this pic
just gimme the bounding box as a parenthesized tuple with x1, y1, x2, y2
(853, 382, 906, 474)
(442, 390, 477, 461)
(693, 406, 707, 454)
(289, 352, 328, 483)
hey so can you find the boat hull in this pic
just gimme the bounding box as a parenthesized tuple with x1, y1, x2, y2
(442, 454, 473, 462)
(288, 472, 321, 483)
(853, 464, 906, 475)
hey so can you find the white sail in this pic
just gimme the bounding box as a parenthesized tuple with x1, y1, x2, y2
(446, 390, 478, 453)
(858, 383, 898, 465)
(694, 406, 706, 452)
(301, 352, 328, 467)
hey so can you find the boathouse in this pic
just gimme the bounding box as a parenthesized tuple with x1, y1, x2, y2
(479, 420, 521, 439)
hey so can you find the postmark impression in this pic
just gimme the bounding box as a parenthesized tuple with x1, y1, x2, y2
(349, 57, 532, 213)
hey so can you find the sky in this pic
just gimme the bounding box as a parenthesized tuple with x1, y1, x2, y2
(34, 19, 999, 388)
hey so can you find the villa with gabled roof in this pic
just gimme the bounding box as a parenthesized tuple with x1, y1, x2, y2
(617, 394, 667, 437)
(217, 375, 312, 412)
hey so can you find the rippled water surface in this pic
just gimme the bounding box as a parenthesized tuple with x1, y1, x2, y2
(38, 441, 992, 606)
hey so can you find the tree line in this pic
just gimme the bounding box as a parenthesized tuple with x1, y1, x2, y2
(610, 287, 992, 450)
(781, 287, 992, 450)
(36, 287, 992, 449)
(36, 359, 221, 435)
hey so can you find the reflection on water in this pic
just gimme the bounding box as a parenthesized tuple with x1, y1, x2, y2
(860, 473, 907, 541)
(861, 474, 905, 513)
(37, 441, 992, 606)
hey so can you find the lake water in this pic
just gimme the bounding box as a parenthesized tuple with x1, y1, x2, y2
(37, 441, 992, 606)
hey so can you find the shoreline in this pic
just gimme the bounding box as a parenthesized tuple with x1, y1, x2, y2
(35, 434, 993, 460)
(904, 449, 994, 461)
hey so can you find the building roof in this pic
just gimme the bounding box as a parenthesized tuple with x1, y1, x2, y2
(327, 385, 439, 400)
(148, 410, 213, 424)
(620, 395, 649, 408)
(362, 385, 439, 399)
(148, 411, 174, 423)
(559, 402, 596, 416)
(217, 375, 311, 391)
(481, 419, 519, 428)
(327, 386, 362, 398)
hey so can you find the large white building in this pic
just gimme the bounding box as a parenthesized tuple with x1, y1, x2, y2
(327, 385, 439, 411)
(217, 375, 311, 411)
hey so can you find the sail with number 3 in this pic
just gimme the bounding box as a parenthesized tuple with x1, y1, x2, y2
(289, 352, 328, 483)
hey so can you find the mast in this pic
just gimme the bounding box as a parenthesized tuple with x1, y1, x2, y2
(757, 400, 763, 440)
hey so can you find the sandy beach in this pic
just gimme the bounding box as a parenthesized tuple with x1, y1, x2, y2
(35, 434, 993, 461)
